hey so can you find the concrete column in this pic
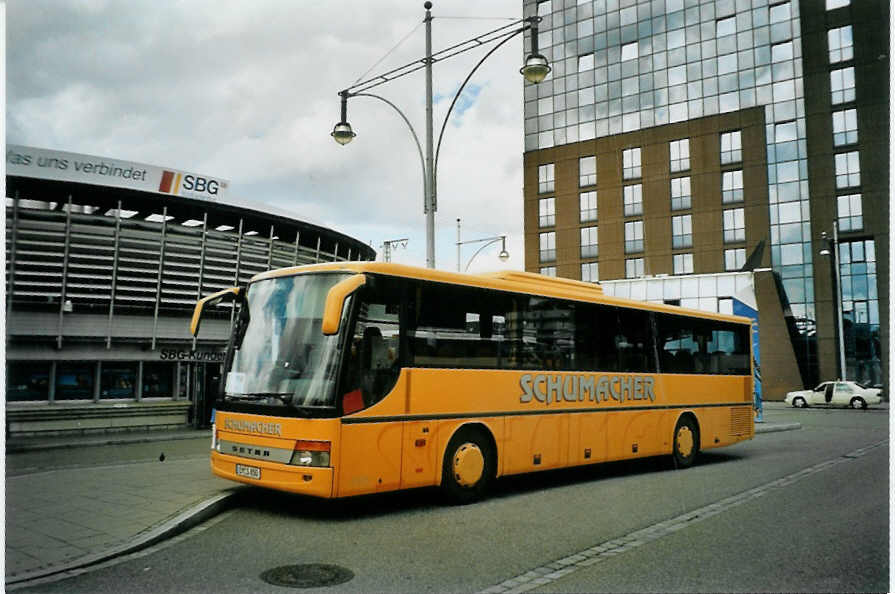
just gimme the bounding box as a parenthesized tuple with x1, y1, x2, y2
(93, 361, 102, 402)
(135, 361, 143, 401)
(48, 361, 57, 403)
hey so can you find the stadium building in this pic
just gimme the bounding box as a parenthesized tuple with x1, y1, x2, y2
(5, 145, 375, 436)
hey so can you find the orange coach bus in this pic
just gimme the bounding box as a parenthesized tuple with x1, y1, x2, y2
(191, 262, 754, 503)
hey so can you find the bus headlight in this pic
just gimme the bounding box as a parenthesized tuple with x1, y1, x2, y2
(290, 440, 331, 467)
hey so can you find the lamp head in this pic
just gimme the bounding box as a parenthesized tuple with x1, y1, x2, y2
(331, 121, 356, 145)
(498, 249, 510, 262)
(521, 54, 551, 83)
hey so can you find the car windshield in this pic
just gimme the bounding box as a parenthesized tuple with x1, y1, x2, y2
(223, 273, 351, 411)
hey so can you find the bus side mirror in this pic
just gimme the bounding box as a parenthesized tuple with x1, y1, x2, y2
(322, 274, 366, 335)
(191, 287, 242, 337)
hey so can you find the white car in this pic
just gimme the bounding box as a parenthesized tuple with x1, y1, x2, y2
(785, 381, 883, 410)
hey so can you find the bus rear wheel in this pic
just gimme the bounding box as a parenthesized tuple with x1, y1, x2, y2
(672, 416, 699, 469)
(441, 427, 494, 504)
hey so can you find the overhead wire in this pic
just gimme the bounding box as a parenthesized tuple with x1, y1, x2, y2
(352, 20, 424, 86)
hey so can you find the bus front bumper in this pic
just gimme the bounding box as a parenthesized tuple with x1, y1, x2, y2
(211, 451, 334, 497)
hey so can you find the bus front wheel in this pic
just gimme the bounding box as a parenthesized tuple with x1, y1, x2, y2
(441, 427, 494, 504)
(672, 416, 699, 469)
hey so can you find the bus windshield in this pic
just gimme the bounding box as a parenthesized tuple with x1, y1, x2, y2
(222, 273, 352, 412)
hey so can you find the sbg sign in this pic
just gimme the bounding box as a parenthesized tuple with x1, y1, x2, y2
(182, 175, 220, 195)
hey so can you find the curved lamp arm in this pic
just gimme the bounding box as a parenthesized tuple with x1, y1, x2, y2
(351, 92, 427, 208)
(463, 235, 508, 272)
(433, 25, 527, 209)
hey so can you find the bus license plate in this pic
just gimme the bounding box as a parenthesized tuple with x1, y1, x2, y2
(235, 464, 261, 480)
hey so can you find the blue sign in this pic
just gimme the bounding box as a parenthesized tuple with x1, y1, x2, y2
(733, 296, 762, 422)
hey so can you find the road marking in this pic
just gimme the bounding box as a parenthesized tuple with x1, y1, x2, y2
(480, 440, 887, 594)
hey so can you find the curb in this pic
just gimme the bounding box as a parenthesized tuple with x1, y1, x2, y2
(755, 422, 801, 434)
(6, 488, 242, 589)
(6, 430, 212, 454)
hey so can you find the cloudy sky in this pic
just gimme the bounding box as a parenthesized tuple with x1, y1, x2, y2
(7, 0, 532, 272)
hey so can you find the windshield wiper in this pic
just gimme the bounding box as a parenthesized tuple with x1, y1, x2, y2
(226, 392, 294, 404)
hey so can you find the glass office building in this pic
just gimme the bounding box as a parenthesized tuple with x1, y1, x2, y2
(521, 0, 888, 392)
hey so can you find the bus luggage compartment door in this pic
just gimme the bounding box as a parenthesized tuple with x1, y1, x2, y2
(400, 421, 437, 489)
(337, 422, 403, 497)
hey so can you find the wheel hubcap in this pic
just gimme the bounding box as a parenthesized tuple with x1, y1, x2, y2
(676, 426, 694, 458)
(452, 443, 484, 487)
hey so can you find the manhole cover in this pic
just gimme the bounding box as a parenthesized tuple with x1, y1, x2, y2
(260, 564, 354, 588)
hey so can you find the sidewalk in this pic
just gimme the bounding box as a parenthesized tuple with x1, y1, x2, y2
(5, 430, 242, 587)
(5, 412, 801, 587)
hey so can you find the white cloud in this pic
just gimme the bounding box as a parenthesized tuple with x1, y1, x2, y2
(8, 0, 530, 271)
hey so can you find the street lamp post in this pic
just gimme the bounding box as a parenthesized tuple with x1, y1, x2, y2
(819, 221, 847, 380)
(456, 218, 509, 272)
(381, 237, 409, 263)
(333, 3, 549, 269)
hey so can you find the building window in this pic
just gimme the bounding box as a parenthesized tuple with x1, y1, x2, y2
(669, 139, 690, 173)
(830, 67, 856, 104)
(673, 253, 694, 275)
(142, 363, 173, 398)
(720, 131, 742, 164)
(539, 231, 556, 262)
(723, 208, 745, 243)
(835, 151, 860, 188)
(536, 0, 551, 17)
(580, 191, 597, 223)
(538, 197, 555, 228)
(716, 16, 736, 38)
(538, 163, 555, 194)
(626, 258, 644, 279)
(622, 147, 641, 179)
(828, 25, 854, 64)
(838, 193, 863, 231)
(55, 363, 95, 400)
(832, 109, 858, 146)
(7, 361, 51, 401)
(621, 41, 638, 62)
(580, 226, 598, 258)
(625, 220, 644, 253)
(672, 215, 692, 249)
(540, 266, 556, 277)
(623, 184, 643, 216)
(722, 170, 744, 203)
(671, 177, 691, 211)
(581, 262, 599, 283)
(578, 53, 594, 72)
(838, 239, 880, 386)
(775, 120, 797, 143)
(725, 248, 746, 271)
(826, 0, 850, 10)
(769, 2, 791, 24)
(579, 155, 596, 187)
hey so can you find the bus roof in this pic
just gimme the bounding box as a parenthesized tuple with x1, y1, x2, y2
(251, 262, 752, 326)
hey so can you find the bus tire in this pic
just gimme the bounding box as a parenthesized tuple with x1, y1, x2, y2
(441, 426, 494, 505)
(671, 415, 699, 469)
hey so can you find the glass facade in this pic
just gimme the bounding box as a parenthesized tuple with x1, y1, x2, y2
(603, 271, 754, 314)
(524, 0, 816, 341)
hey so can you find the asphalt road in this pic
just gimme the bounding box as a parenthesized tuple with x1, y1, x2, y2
(14, 405, 890, 593)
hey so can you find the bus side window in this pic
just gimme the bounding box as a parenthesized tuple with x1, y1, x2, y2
(341, 286, 402, 412)
(616, 308, 655, 373)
